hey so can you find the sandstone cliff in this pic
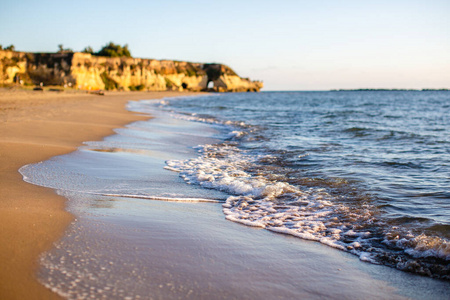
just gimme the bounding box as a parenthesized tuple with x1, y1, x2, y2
(0, 50, 263, 92)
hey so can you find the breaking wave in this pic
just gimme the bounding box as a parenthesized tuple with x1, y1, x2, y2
(162, 97, 450, 280)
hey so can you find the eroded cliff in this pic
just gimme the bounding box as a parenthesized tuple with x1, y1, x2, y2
(0, 50, 263, 92)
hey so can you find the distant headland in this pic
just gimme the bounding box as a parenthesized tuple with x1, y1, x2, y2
(0, 42, 263, 92)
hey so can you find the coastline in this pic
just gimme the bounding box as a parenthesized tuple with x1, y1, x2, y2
(0, 88, 202, 299)
(2, 88, 448, 299)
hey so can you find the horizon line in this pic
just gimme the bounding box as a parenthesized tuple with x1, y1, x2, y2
(261, 88, 450, 92)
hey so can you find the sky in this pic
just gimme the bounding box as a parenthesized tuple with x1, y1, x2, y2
(1, 0, 449, 90)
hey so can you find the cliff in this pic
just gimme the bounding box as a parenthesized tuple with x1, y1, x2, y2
(0, 50, 263, 92)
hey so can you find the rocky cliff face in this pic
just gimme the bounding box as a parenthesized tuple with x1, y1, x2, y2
(0, 50, 263, 92)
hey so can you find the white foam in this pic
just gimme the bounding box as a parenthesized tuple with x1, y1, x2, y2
(128, 95, 450, 279)
(359, 252, 379, 264)
(97, 193, 221, 203)
(166, 142, 370, 254)
(165, 138, 450, 276)
(163, 166, 181, 172)
(227, 130, 246, 139)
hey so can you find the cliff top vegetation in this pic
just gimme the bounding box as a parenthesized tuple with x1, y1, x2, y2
(90, 42, 132, 58)
(0, 44, 15, 51)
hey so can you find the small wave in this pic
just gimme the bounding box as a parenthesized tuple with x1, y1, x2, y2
(344, 127, 367, 132)
(226, 130, 247, 140)
(343, 127, 370, 137)
(427, 224, 450, 238)
(388, 216, 432, 225)
(166, 141, 450, 280)
(153, 93, 450, 279)
(409, 191, 450, 199)
(379, 161, 423, 169)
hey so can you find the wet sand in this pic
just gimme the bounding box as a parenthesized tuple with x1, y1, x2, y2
(0, 88, 201, 299)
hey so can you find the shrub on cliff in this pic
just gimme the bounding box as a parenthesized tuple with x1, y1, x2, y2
(95, 42, 131, 58)
(100, 72, 119, 90)
(82, 46, 94, 54)
(129, 84, 145, 91)
(1, 44, 15, 51)
(57, 44, 73, 53)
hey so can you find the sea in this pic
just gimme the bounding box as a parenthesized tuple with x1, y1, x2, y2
(20, 91, 449, 298)
(158, 91, 450, 278)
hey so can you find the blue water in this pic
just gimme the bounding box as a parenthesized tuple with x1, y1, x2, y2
(155, 91, 449, 279)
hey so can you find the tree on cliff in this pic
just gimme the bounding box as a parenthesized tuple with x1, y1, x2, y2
(57, 44, 73, 53)
(82, 46, 94, 54)
(95, 42, 131, 58)
(1, 44, 15, 51)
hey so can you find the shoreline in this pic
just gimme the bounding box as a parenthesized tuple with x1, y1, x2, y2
(0, 88, 202, 299)
(2, 88, 448, 299)
(16, 98, 410, 299)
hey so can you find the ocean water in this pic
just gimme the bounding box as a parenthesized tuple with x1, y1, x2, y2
(149, 91, 450, 279)
(19, 91, 450, 296)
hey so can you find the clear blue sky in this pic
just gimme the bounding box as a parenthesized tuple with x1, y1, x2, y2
(1, 0, 449, 90)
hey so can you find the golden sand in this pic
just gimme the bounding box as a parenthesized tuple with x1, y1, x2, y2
(0, 88, 201, 299)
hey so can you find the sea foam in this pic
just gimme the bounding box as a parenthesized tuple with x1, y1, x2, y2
(162, 98, 450, 280)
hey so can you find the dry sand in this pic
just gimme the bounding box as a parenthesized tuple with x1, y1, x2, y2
(0, 88, 200, 299)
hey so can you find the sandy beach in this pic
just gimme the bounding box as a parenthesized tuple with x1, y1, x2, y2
(0, 88, 200, 299)
(1, 88, 448, 300)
